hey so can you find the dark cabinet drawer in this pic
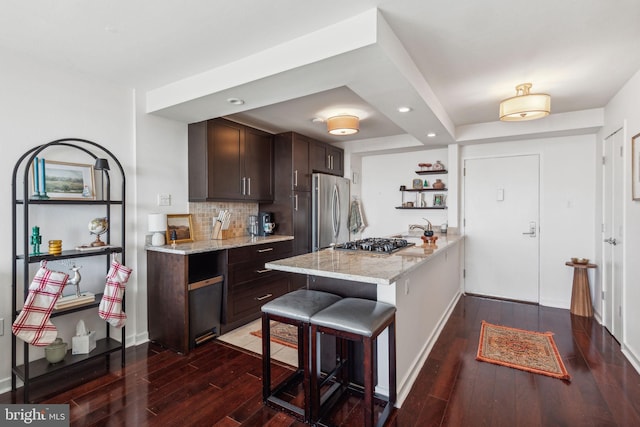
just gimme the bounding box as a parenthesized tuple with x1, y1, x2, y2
(227, 240, 292, 264)
(229, 259, 279, 287)
(227, 275, 290, 323)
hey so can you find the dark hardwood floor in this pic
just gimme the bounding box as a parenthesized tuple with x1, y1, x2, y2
(3, 295, 640, 426)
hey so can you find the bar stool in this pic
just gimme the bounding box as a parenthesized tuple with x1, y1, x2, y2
(261, 289, 341, 422)
(310, 297, 396, 427)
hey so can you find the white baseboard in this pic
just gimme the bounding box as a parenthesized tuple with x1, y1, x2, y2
(0, 377, 12, 396)
(622, 343, 640, 376)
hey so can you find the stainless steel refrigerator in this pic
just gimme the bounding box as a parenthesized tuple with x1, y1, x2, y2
(312, 173, 350, 251)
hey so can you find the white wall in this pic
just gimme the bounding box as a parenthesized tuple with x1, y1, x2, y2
(0, 49, 137, 392)
(361, 149, 450, 237)
(601, 68, 640, 372)
(461, 135, 597, 310)
(133, 91, 190, 345)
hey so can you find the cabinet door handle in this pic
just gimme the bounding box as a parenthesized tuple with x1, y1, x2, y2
(330, 155, 334, 170)
(294, 194, 299, 211)
(257, 247, 274, 253)
(247, 177, 251, 195)
(327, 154, 331, 169)
(294, 170, 298, 187)
(256, 269, 271, 274)
(255, 293, 273, 301)
(242, 177, 246, 195)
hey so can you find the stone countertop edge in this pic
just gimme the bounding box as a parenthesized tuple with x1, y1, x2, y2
(265, 234, 464, 286)
(144, 235, 294, 255)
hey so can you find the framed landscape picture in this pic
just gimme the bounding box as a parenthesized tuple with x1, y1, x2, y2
(166, 214, 194, 243)
(33, 160, 96, 200)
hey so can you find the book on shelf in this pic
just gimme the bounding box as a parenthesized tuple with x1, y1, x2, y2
(74, 245, 114, 252)
(54, 292, 96, 310)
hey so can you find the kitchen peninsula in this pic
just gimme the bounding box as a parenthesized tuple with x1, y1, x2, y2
(265, 234, 464, 406)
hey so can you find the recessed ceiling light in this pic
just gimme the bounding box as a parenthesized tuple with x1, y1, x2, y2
(397, 106, 412, 113)
(427, 132, 437, 138)
(311, 117, 324, 123)
(226, 97, 245, 105)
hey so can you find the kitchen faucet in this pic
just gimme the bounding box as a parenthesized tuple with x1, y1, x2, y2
(409, 218, 433, 232)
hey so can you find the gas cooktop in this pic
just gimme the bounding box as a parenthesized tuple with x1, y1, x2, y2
(334, 238, 414, 254)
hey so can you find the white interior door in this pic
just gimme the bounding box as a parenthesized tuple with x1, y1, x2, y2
(464, 155, 540, 302)
(603, 130, 624, 338)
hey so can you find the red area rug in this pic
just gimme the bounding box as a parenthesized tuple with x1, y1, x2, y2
(476, 321, 570, 381)
(251, 321, 298, 349)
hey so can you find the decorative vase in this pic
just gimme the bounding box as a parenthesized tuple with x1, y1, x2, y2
(433, 179, 445, 189)
(45, 338, 68, 364)
(433, 160, 445, 170)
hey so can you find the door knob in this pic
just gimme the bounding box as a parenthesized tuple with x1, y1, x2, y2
(522, 222, 536, 237)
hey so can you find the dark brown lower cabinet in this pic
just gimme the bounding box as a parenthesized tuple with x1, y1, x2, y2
(146, 239, 294, 353)
(147, 250, 226, 354)
(223, 240, 293, 333)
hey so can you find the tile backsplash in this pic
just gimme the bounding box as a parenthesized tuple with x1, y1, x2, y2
(189, 202, 259, 241)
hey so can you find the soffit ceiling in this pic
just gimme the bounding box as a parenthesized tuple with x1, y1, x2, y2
(1, 0, 639, 148)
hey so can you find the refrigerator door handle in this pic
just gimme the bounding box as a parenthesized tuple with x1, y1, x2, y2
(332, 184, 340, 238)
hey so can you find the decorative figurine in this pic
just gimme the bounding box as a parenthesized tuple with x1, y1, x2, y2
(88, 217, 108, 247)
(170, 229, 178, 248)
(30, 226, 42, 255)
(67, 264, 82, 297)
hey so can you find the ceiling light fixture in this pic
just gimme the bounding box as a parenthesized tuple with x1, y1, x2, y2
(499, 83, 550, 121)
(427, 132, 437, 138)
(326, 115, 359, 135)
(398, 106, 412, 113)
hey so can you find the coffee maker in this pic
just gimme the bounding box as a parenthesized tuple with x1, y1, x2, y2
(258, 211, 275, 236)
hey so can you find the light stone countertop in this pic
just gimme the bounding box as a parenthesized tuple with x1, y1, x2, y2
(144, 235, 294, 255)
(265, 234, 464, 285)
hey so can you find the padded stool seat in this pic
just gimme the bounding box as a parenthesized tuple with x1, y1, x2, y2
(261, 289, 341, 422)
(261, 289, 342, 322)
(310, 298, 396, 427)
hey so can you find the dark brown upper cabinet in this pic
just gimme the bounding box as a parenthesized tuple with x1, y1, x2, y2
(310, 139, 344, 176)
(188, 118, 274, 202)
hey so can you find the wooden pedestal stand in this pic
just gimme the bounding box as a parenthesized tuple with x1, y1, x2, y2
(565, 261, 597, 317)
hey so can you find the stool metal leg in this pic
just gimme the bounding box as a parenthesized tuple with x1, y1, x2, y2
(301, 322, 311, 422)
(363, 336, 375, 427)
(388, 319, 397, 406)
(310, 324, 320, 423)
(261, 313, 272, 402)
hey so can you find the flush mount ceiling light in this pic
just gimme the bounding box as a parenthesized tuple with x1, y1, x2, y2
(398, 106, 412, 113)
(327, 115, 359, 135)
(499, 83, 550, 121)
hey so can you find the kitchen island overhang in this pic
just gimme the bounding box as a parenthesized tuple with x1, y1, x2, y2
(265, 234, 465, 407)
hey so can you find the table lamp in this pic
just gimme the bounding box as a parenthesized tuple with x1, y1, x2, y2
(148, 213, 167, 246)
